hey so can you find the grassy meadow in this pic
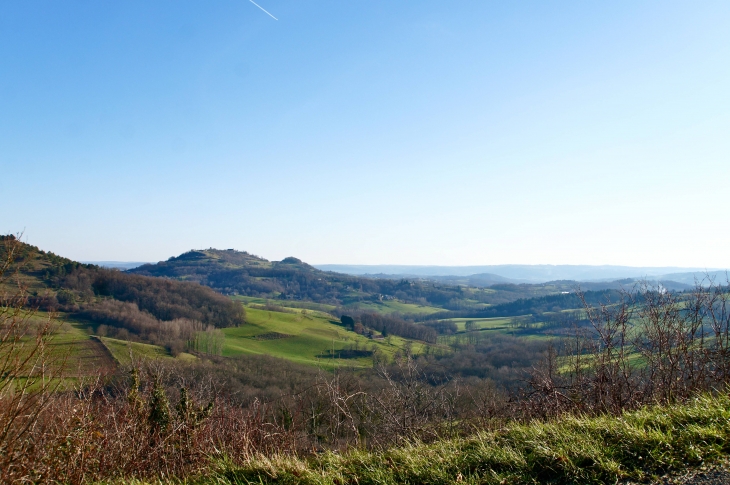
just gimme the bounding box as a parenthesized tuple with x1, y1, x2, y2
(434, 316, 560, 348)
(96, 336, 199, 366)
(346, 299, 444, 315)
(445, 316, 514, 332)
(10, 306, 438, 375)
(222, 306, 429, 368)
(2, 313, 117, 377)
(232, 296, 338, 314)
(3, 311, 204, 378)
(232, 295, 444, 317)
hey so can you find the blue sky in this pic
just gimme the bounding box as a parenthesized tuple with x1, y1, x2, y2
(2, 1, 729, 267)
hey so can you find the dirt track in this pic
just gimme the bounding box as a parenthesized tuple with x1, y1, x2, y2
(656, 468, 730, 485)
(86, 336, 117, 373)
(57, 336, 117, 377)
(624, 460, 730, 485)
(677, 469, 730, 485)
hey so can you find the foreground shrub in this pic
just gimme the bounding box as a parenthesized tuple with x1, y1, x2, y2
(217, 393, 730, 485)
(1, 368, 304, 484)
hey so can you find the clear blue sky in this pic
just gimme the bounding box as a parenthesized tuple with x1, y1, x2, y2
(2, 1, 729, 267)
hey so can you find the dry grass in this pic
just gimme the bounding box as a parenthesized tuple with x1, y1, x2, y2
(211, 393, 730, 485)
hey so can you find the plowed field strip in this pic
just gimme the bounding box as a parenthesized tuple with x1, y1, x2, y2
(48, 337, 117, 377)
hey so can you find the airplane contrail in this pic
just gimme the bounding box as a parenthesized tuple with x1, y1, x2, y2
(249, 0, 278, 20)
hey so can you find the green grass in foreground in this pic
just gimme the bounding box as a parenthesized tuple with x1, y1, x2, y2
(209, 393, 730, 485)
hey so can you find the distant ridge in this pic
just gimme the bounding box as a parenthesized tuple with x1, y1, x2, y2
(82, 261, 151, 270)
(314, 264, 724, 283)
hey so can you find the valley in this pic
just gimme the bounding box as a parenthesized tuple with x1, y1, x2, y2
(3, 235, 729, 485)
(4, 237, 701, 378)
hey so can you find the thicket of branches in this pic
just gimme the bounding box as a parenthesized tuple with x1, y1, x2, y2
(521, 280, 730, 416)
(82, 300, 225, 356)
(85, 270, 245, 327)
(0, 236, 65, 482)
(336, 311, 438, 342)
(358, 312, 437, 342)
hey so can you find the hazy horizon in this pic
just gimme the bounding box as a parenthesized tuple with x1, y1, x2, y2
(80, 254, 726, 284)
(81, 255, 727, 284)
(83, 259, 720, 272)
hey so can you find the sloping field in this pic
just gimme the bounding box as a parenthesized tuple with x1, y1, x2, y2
(232, 296, 337, 314)
(346, 300, 444, 315)
(4, 314, 117, 377)
(98, 336, 191, 366)
(100, 336, 169, 365)
(232, 296, 442, 317)
(444, 316, 513, 332)
(59, 335, 117, 376)
(222, 307, 425, 368)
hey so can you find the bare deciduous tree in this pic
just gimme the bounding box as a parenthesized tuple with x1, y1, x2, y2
(0, 234, 64, 482)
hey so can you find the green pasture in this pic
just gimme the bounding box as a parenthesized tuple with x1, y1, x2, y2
(232, 295, 337, 314)
(445, 317, 514, 332)
(51, 321, 116, 376)
(435, 316, 556, 346)
(233, 295, 444, 317)
(97, 336, 198, 367)
(222, 307, 427, 368)
(346, 299, 443, 316)
(5, 308, 434, 374)
(1, 312, 117, 377)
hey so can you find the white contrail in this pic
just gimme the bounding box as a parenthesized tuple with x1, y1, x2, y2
(249, 0, 278, 20)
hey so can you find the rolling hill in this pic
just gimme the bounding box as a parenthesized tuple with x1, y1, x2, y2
(128, 248, 488, 312)
(128, 248, 644, 315)
(221, 306, 429, 368)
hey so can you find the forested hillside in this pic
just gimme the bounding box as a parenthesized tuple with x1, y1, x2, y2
(1, 236, 245, 354)
(129, 249, 476, 308)
(421, 289, 623, 321)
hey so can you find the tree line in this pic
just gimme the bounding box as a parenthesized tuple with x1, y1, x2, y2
(420, 289, 624, 321)
(339, 312, 438, 343)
